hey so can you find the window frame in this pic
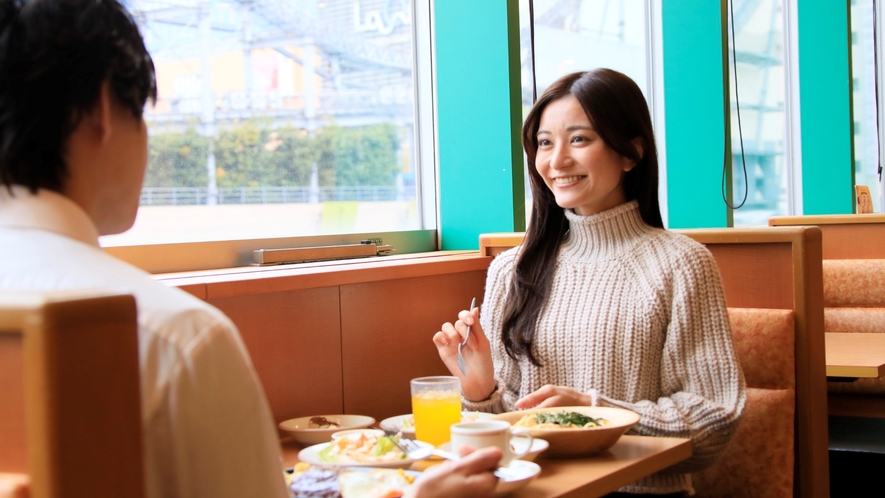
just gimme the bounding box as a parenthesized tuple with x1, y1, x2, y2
(107, 0, 439, 274)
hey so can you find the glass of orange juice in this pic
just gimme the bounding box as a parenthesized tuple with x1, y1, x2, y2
(410, 376, 461, 447)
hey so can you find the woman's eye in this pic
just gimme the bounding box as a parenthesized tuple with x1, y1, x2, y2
(571, 135, 588, 143)
(538, 139, 552, 147)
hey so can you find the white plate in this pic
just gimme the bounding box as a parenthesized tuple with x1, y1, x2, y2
(286, 466, 421, 495)
(380, 412, 496, 439)
(439, 438, 549, 462)
(297, 440, 434, 470)
(494, 460, 541, 496)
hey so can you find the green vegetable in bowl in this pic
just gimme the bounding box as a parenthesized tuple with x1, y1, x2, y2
(533, 411, 607, 428)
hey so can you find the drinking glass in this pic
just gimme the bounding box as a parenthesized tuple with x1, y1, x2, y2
(410, 376, 461, 447)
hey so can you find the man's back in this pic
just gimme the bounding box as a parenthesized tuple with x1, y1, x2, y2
(0, 187, 289, 498)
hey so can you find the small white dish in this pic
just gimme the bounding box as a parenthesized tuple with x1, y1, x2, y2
(379, 411, 496, 439)
(440, 438, 549, 462)
(297, 440, 434, 470)
(379, 414, 416, 439)
(279, 414, 375, 446)
(494, 460, 541, 496)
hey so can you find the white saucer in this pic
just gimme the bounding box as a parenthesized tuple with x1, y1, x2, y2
(494, 460, 541, 496)
(439, 438, 549, 462)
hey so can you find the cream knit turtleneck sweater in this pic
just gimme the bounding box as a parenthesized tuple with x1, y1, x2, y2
(465, 201, 746, 495)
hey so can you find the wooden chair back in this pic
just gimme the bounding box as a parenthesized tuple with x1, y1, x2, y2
(478, 227, 829, 498)
(0, 290, 145, 498)
(682, 227, 828, 498)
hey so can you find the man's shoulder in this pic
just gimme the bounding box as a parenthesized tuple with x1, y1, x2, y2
(0, 227, 235, 351)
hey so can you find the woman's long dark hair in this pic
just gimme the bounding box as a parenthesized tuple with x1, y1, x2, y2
(501, 69, 663, 365)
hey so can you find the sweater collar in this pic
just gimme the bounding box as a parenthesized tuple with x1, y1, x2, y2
(561, 200, 653, 261)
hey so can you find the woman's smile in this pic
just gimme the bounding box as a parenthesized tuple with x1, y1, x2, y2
(535, 95, 635, 216)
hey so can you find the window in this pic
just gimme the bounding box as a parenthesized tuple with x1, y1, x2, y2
(728, 0, 789, 226)
(851, 0, 882, 212)
(103, 0, 433, 256)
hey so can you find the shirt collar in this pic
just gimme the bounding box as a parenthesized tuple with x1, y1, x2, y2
(0, 185, 101, 247)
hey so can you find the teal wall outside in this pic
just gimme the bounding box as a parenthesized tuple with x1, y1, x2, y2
(798, 0, 854, 214)
(435, 0, 524, 250)
(661, 1, 731, 228)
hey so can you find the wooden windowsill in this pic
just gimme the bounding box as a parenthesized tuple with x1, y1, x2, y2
(154, 250, 492, 299)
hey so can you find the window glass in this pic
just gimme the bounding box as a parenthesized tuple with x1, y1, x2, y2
(518, 0, 650, 219)
(103, 0, 424, 246)
(851, 0, 882, 212)
(728, 0, 788, 226)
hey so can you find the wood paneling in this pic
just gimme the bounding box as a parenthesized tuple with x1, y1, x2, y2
(209, 288, 344, 423)
(340, 270, 487, 420)
(770, 214, 885, 259)
(0, 335, 26, 473)
(705, 243, 793, 309)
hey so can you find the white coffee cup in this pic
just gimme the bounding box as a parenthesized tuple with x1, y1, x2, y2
(449, 420, 533, 467)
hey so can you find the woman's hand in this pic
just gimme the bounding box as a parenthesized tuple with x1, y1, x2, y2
(433, 305, 497, 401)
(404, 446, 502, 498)
(516, 385, 593, 409)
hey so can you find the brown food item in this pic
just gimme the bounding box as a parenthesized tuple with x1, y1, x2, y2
(309, 416, 340, 428)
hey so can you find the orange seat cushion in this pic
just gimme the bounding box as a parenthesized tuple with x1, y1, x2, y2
(823, 259, 885, 307)
(693, 388, 794, 498)
(825, 307, 885, 333)
(727, 308, 795, 389)
(693, 309, 796, 498)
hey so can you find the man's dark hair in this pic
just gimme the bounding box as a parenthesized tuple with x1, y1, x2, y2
(0, 0, 156, 192)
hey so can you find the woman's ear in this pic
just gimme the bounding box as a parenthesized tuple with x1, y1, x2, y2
(631, 137, 644, 160)
(622, 137, 644, 173)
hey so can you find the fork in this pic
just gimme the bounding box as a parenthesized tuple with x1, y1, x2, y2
(457, 297, 476, 375)
(389, 434, 514, 480)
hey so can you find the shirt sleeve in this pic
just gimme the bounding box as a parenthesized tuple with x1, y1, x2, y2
(146, 311, 291, 498)
(462, 250, 522, 414)
(598, 245, 747, 473)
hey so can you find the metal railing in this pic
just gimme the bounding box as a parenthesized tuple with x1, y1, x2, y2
(139, 186, 416, 206)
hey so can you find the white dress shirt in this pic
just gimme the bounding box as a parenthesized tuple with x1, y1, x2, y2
(0, 186, 290, 498)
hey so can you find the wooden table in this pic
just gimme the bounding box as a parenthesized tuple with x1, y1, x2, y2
(825, 332, 885, 379)
(282, 435, 691, 498)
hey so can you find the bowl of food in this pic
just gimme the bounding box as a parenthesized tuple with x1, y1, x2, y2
(278, 414, 375, 446)
(491, 406, 639, 457)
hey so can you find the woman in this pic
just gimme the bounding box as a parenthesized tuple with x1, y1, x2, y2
(433, 69, 746, 496)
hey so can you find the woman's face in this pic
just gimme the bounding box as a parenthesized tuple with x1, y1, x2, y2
(535, 95, 635, 216)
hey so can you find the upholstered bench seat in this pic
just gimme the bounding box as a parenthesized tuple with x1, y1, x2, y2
(693, 308, 795, 498)
(823, 259, 885, 307)
(825, 308, 885, 333)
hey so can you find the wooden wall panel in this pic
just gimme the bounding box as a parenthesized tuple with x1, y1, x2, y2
(0, 335, 26, 473)
(209, 288, 343, 423)
(818, 224, 885, 259)
(705, 243, 793, 310)
(340, 270, 487, 420)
